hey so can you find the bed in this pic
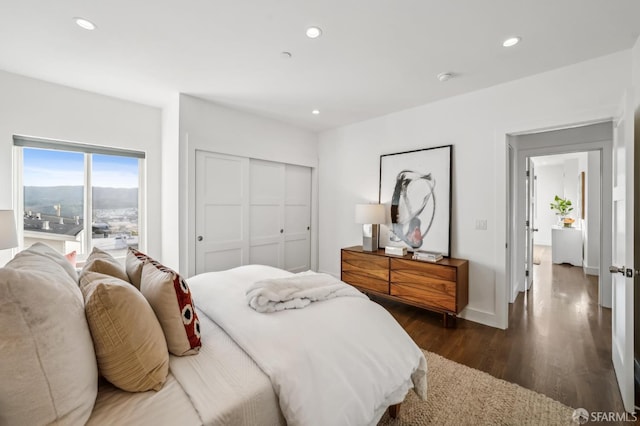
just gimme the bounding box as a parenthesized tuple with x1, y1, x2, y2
(0, 244, 427, 426)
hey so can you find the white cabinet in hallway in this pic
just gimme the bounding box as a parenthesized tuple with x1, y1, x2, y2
(551, 225, 582, 266)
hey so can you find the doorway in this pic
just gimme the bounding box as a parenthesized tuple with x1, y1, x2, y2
(528, 151, 600, 296)
(507, 121, 613, 307)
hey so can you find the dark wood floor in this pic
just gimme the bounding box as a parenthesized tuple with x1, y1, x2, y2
(377, 245, 626, 415)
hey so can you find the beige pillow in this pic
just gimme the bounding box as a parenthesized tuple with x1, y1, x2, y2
(0, 259, 97, 425)
(81, 272, 169, 392)
(141, 261, 201, 356)
(126, 247, 151, 289)
(81, 246, 130, 283)
(9, 242, 79, 285)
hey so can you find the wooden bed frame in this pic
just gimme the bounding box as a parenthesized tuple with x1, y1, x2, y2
(388, 403, 401, 418)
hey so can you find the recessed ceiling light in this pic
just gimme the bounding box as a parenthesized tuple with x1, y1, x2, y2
(74, 17, 96, 30)
(312, 109, 320, 115)
(502, 37, 521, 47)
(437, 72, 454, 82)
(306, 26, 322, 39)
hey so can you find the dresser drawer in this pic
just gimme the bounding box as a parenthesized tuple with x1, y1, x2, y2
(341, 250, 389, 293)
(390, 258, 456, 281)
(341, 251, 389, 281)
(342, 271, 389, 294)
(390, 281, 456, 312)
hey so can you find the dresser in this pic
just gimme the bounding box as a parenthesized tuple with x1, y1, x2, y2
(340, 246, 469, 327)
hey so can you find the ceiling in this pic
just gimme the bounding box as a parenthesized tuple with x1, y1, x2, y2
(1, 1, 639, 132)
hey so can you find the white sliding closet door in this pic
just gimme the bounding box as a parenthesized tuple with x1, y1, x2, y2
(249, 160, 285, 268)
(195, 151, 249, 274)
(196, 151, 311, 274)
(284, 164, 311, 272)
(248, 160, 312, 271)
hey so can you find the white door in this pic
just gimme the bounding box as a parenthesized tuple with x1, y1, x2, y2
(284, 164, 311, 272)
(249, 159, 285, 268)
(610, 89, 635, 412)
(524, 158, 536, 291)
(248, 160, 311, 272)
(195, 151, 250, 274)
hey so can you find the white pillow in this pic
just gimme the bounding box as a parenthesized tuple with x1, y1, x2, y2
(0, 247, 98, 425)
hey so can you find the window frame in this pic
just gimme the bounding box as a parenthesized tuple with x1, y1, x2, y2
(13, 135, 146, 260)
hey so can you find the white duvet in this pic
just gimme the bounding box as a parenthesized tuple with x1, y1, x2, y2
(188, 265, 427, 426)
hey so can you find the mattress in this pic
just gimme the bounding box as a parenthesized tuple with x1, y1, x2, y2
(170, 309, 284, 425)
(87, 374, 201, 425)
(87, 308, 284, 426)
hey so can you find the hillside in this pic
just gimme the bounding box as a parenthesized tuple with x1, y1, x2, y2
(24, 186, 138, 216)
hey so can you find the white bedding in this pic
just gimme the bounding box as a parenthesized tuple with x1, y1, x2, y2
(88, 375, 201, 425)
(88, 307, 284, 426)
(188, 265, 427, 426)
(170, 309, 284, 425)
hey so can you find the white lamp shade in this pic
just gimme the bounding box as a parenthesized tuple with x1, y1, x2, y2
(0, 210, 18, 250)
(354, 204, 386, 224)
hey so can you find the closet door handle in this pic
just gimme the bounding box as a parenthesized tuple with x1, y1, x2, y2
(280, 229, 284, 234)
(197, 236, 203, 242)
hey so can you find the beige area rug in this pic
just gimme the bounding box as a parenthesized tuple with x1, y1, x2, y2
(378, 351, 574, 426)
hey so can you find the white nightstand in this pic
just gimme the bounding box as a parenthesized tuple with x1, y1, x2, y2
(551, 225, 583, 266)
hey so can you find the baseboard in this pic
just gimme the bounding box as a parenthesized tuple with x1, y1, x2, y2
(458, 307, 505, 330)
(583, 264, 599, 276)
(319, 269, 339, 278)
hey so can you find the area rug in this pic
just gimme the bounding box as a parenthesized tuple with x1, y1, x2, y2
(378, 351, 574, 425)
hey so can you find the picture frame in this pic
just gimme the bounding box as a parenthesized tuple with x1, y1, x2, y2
(378, 145, 452, 256)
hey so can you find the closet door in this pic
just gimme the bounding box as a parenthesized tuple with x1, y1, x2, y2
(249, 160, 285, 268)
(195, 151, 249, 274)
(284, 164, 311, 272)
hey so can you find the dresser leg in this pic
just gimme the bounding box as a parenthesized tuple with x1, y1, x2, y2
(443, 313, 457, 328)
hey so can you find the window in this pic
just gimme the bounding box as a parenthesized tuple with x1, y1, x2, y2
(15, 136, 145, 260)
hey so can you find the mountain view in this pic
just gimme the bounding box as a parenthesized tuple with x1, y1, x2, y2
(24, 186, 138, 217)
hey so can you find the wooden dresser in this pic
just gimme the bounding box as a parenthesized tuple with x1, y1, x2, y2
(341, 246, 469, 327)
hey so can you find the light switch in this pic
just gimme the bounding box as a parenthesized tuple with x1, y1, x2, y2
(475, 219, 487, 230)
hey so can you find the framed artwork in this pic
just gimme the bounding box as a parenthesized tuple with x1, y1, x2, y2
(378, 145, 452, 256)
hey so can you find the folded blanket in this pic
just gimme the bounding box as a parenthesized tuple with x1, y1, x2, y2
(246, 271, 367, 313)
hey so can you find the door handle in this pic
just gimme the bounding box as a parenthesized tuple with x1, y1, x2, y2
(609, 265, 625, 275)
(197, 236, 203, 242)
(532, 228, 539, 232)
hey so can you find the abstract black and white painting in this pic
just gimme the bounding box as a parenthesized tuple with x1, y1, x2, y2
(378, 145, 452, 256)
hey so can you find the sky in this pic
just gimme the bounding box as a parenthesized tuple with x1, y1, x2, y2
(23, 148, 139, 188)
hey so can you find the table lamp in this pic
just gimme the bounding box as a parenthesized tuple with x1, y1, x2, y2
(0, 209, 18, 250)
(355, 204, 386, 251)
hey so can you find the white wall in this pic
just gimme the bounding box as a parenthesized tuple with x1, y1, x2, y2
(161, 95, 180, 270)
(562, 158, 579, 218)
(174, 94, 318, 276)
(318, 50, 631, 328)
(584, 151, 601, 275)
(533, 164, 563, 245)
(0, 70, 162, 265)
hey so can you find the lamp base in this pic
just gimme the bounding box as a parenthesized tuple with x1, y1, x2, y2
(362, 224, 379, 252)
